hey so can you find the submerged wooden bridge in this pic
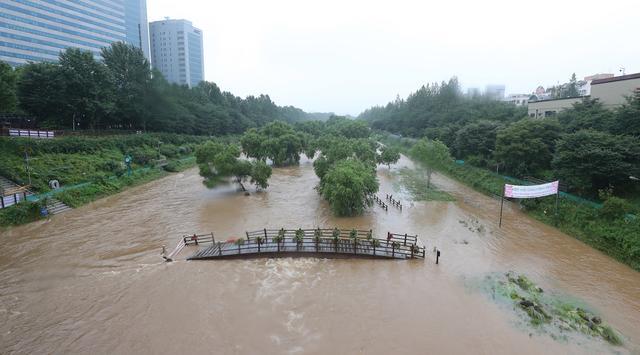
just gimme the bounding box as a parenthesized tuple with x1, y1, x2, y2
(164, 228, 426, 261)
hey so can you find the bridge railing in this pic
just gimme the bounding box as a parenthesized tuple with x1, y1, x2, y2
(189, 228, 425, 259)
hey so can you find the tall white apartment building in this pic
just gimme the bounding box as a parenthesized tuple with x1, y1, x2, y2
(149, 18, 203, 87)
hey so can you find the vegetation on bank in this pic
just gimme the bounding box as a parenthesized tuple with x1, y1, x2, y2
(395, 137, 640, 271)
(360, 78, 640, 198)
(0, 44, 328, 135)
(479, 272, 623, 345)
(0, 134, 212, 227)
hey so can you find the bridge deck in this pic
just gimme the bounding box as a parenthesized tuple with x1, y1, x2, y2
(184, 229, 425, 261)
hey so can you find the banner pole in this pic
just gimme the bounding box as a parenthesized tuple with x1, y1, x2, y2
(554, 190, 560, 226)
(499, 185, 505, 228)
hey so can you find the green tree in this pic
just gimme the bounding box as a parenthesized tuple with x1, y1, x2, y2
(59, 48, 114, 129)
(0, 61, 18, 111)
(453, 120, 500, 166)
(17, 62, 66, 124)
(565, 73, 579, 98)
(250, 160, 272, 189)
(240, 121, 307, 166)
(196, 141, 272, 191)
(377, 145, 400, 168)
(552, 130, 640, 193)
(612, 93, 640, 137)
(495, 118, 561, 176)
(556, 98, 614, 133)
(101, 42, 152, 130)
(319, 159, 379, 216)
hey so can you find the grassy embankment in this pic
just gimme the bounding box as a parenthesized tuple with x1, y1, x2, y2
(0, 134, 221, 227)
(384, 136, 640, 272)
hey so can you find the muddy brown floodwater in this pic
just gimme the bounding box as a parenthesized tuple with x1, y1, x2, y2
(1, 155, 639, 354)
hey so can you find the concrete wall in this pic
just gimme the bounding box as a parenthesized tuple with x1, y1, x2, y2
(591, 77, 640, 109)
(527, 97, 583, 118)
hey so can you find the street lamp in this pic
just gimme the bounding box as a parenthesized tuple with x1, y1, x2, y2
(630, 176, 639, 181)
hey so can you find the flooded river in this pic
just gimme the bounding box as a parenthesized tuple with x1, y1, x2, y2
(1, 156, 639, 354)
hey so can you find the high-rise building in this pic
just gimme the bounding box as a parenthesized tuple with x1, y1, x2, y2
(124, 0, 150, 60)
(0, 0, 149, 66)
(485, 84, 506, 100)
(149, 18, 204, 87)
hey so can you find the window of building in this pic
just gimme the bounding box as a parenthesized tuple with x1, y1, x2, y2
(544, 111, 556, 117)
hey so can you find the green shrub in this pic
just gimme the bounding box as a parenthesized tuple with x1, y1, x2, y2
(0, 201, 44, 226)
(159, 144, 179, 158)
(600, 196, 633, 220)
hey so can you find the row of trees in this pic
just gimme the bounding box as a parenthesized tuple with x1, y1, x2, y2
(0, 43, 321, 134)
(196, 117, 400, 216)
(359, 78, 640, 196)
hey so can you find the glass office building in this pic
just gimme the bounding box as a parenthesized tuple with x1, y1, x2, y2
(0, 0, 149, 66)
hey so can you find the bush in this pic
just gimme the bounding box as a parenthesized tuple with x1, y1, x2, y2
(130, 146, 158, 165)
(159, 144, 179, 158)
(600, 196, 633, 220)
(163, 161, 180, 172)
(0, 201, 44, 226)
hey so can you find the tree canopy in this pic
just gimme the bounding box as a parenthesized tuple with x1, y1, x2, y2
(196, 141, 272, 191)
(319, 159, 379, 216)
(5, 44, 324, 133)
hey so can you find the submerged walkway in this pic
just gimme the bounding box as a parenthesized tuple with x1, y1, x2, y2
(168, 229, 426, 261)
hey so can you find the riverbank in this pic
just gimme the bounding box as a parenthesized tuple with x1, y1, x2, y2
(0, 134, 212, 227)
(384, 136, 640, 272)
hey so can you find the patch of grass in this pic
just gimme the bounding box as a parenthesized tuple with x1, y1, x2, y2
(0, 134, 211, 227)
(395, 167, 455, 202)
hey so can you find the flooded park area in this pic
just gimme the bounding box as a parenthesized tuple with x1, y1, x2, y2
(1, 155, 639, 354)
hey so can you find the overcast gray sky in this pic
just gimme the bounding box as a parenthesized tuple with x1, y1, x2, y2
(148, 0, 639, 116)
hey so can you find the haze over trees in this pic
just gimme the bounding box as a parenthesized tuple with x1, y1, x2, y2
(360, 78, 640, 196)
(2, 43, 323, 133)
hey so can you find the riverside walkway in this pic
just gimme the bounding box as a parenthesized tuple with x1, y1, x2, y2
(165, 228, 426, 261)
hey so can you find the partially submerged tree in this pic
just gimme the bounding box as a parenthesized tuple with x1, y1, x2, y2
(196, 141, 272, 191)
(240, 121, 307, 166)
(377, 145, 401, 168)
(319, 159, 379, 216)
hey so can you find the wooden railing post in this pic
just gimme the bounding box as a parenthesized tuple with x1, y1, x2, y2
(211, 232, 215, 243)
(404, 233, 407, 246)
(246, 231, 249, 241)
(264, 228, 267, 239)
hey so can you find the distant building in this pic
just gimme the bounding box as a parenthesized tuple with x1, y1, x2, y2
(0, 0, 149, 66)
(578, 73, 614, 96)
(527, 97, 584, 118)
(149, 18, 204, 87)
(502, 94, 530, 107)
(485, 85, 505, 100)
(528, 72, 640, 118)
(466, 88, 481, 97)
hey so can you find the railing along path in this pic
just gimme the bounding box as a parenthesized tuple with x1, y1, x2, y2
(168, 228, 426, 261)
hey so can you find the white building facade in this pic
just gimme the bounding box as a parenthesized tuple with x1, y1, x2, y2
(149, 18, 203, 87)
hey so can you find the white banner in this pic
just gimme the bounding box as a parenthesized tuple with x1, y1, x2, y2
(504, 181, 559, 199)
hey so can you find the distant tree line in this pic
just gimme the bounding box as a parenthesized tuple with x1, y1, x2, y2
(0, 43, 323, 134)
(359, 77, 640, 196)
